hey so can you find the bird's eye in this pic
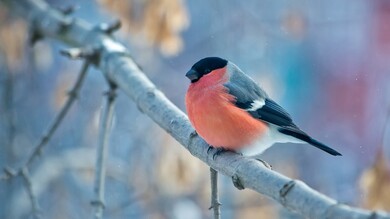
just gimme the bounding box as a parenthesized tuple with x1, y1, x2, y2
(205, 69, 211, 74)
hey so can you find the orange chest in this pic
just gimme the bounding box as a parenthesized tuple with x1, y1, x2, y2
(185, 85, 268, 149)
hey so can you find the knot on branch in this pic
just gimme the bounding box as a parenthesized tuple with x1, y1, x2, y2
(57, 5, 79, 15)
(136, 88, 157, 113)
(29, 31, 43, 46)
(96, 19, 122, 35)
(104, 86, 117, 102)
(279, 180, 296, 205)
(208, 201, 222, 210)
(55, 6, 74, 34)
(67, 90, 78, 99)
(90, 200, 106, 209)
(29, 9, 73, 45)
(166, 119, 179, 135)
(3, 166, 17, 178)
(254, 158, 272, 170)
(232, 175, 245, 190)
(28, 10, 44, 45)
(169, 119, 178, 126)
(41, 135, 49, 145)
(60, 47, 100, 66)
(60, 47, 97, 59)
(57, 17, 74, 35)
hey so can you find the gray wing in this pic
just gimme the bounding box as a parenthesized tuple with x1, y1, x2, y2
(224, 71, 294, 127)
(224, 71, 342, 156)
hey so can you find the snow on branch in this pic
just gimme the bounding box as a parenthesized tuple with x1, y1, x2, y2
(2, 0, 390, 218)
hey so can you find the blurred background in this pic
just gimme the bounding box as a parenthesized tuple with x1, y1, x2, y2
(0, 0, 390, 218)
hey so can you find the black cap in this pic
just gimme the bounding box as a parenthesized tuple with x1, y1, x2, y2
(186, 57, 228, 83)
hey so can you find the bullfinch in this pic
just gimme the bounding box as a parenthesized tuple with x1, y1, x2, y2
(185, 57, 341, 156)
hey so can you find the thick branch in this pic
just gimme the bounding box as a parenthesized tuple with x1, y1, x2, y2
(2, 0, 390, 218)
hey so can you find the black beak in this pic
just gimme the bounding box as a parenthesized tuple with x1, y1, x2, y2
(185, 69, 200, 82)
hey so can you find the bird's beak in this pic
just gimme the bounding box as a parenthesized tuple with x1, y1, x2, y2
(185, 69, 200, 82)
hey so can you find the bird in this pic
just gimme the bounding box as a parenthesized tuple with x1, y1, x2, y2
(185, 57, 342, 157)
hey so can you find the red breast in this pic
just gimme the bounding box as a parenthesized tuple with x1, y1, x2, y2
(185, 67, 268, 150)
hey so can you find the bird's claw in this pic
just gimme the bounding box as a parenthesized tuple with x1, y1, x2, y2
(213, 148, 227, 160)
(207, 147, 229, 160)
(190, 130, 198, 138)
(207, 146, 213, 154)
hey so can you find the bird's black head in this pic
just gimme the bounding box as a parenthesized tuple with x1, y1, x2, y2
(186, 57, 228, 83)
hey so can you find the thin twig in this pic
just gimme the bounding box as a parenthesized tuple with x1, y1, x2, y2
(21, 168, 41, 219)
(0, 61, 90, 180)
(4, 64, 16, 161)
(25, 61, 90, 167)
(209, 167, 221, 219)
(91, 85, 117, 219)
(0, 61, 90, 218)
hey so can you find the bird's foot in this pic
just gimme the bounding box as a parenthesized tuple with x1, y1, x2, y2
(207, 146, 236, 160)
(189, 130, 198, 138)
(207, 147, 227, 160)
(207, 146, 214, 154)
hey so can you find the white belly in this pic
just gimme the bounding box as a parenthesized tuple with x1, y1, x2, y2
(238, 125, 305, 156)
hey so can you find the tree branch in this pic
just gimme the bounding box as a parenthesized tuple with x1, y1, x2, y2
(0, 60, 90, 179)
(91, 85, 117, 219)
(0, 58, 90, 217)
(21, 168, 41, 219)
(209, 167, 221, 219)
(25, 60, 90, 167)
(1, 0, 390, 218)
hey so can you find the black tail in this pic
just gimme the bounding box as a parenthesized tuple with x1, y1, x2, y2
(278, 127, 342, 156)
